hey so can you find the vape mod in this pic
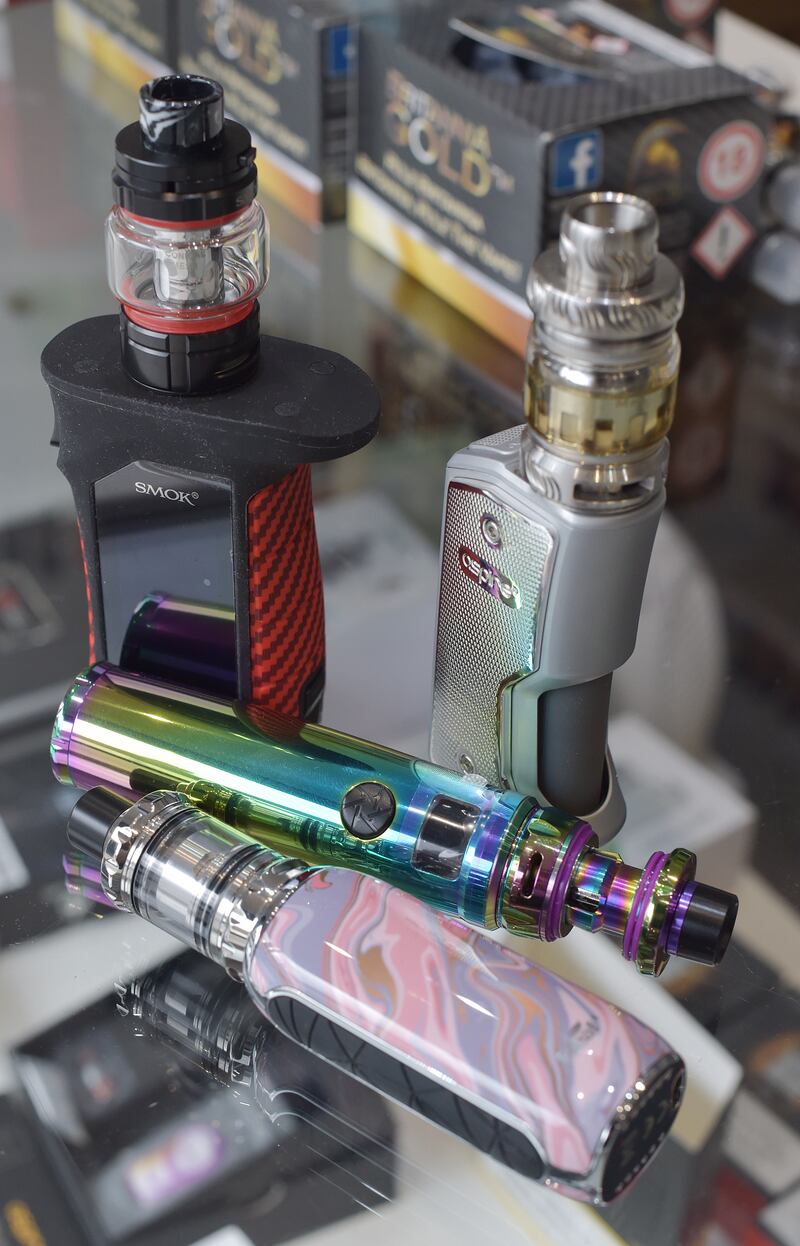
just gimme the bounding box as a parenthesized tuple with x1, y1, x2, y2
(68, 786, 686, 1203)
(41, 74, 378, 717)
(52, 662, 738, 975)
(430, 193, 683, 840)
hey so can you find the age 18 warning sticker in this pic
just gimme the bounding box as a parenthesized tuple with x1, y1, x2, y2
(691, 206, 755, 279)
(698, 121, 765, 203)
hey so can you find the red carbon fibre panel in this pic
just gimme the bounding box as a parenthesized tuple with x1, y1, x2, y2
(247, 466, 324, 714)
(243, 702, 305, 742)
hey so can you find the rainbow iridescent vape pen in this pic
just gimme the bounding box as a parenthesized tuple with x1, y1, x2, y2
(431, 193, 683, 842)
(52, 663, 737, 976)
(68, 786, 686, 1203)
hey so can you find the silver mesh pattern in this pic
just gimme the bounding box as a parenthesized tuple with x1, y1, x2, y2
(431, 482, 554, 783)
(474, 425, 524, 449)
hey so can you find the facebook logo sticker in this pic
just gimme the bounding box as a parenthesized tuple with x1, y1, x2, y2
(550, 131, 603, 194)
(327, 25, 354, 77)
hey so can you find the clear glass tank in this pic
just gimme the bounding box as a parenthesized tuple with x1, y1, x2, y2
(106, 200, 268, 330)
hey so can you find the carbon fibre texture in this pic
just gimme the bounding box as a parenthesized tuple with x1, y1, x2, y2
(247, 466, 324, 716)
(401, 1, 752, 128)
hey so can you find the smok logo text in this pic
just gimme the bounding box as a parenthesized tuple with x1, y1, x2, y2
(458, 546, 520, 608)
(134, 482, 199, 507)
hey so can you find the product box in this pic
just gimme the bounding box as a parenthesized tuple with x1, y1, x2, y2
(53, 0, 402, 226)
(53, 0, 175, 88)
(681, 958, 800, 1246)
(0, 512, 120, 944)
(0, 1095, 87, 1246)
(0, 513, 90, 737)
(0, 723, 105, 947)
(350, 0, 769, 353)
(175, 1, 398, 226)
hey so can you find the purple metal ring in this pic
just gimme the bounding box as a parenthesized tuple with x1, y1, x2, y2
(666, 880, 696, 956)
(544, 822, 595, 943)
(623, 851, 668, 961)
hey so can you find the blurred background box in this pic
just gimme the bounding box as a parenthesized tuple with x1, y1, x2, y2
(350, 0, 769, 353)
(52, 0, 400, 225)
(0, 514, 88, 736)
(0, 1094, 86, 1246)
(53, 0, 175, 84)
(175, 1, 398, 226)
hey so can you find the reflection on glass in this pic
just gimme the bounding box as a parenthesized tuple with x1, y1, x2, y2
(12, 952, 395, 1242)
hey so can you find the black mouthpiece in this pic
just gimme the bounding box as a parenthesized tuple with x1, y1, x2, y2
(113, 74, 257, 224)
(67, 787, 132, 861)
(676, 883, 739, 966)
(139, 75, 224, 152)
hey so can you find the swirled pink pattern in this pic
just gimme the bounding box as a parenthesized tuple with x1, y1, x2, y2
(248, 870, 675, 1181)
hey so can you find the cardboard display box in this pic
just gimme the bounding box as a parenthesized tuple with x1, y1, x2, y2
(350, 0, 768, 353)
(0, 1096, 87, 1246)
(53, 0, 392, 226)
(53, 0, 175, 86)
(176, 1, 395, 226)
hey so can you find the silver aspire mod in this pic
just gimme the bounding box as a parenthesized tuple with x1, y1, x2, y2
(431, 192, 684, 841)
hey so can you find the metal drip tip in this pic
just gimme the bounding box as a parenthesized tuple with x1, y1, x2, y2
(527, 190, 684, 346)
(559, 193, 658, 293)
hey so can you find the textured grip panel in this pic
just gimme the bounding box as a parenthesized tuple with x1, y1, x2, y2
(268, 994, 546, 1180)
(431, 480, 554, 782)
(247, 466, 324, 716)
(248, 871, 678, 1196)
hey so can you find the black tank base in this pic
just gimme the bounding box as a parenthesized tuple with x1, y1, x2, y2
(121, 304, 261, 395)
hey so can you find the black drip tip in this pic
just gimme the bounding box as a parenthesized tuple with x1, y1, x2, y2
(67, 787, 132, 862)
(114, 72, 256, 227)
(139, 75, 224, 151)
(676, 883, 739, 966)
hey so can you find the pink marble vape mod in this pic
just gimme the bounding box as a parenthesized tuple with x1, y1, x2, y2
(67, 787, 685, 1204)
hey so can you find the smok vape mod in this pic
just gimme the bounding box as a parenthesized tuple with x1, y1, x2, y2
(68, 787, 686, 1203)
(52, 663, 738, 976)
(41, 74, 378, 717)
(430, 193, 683, 840)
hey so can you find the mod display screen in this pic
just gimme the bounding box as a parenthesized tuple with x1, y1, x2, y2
(94, 461, 236, 692)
